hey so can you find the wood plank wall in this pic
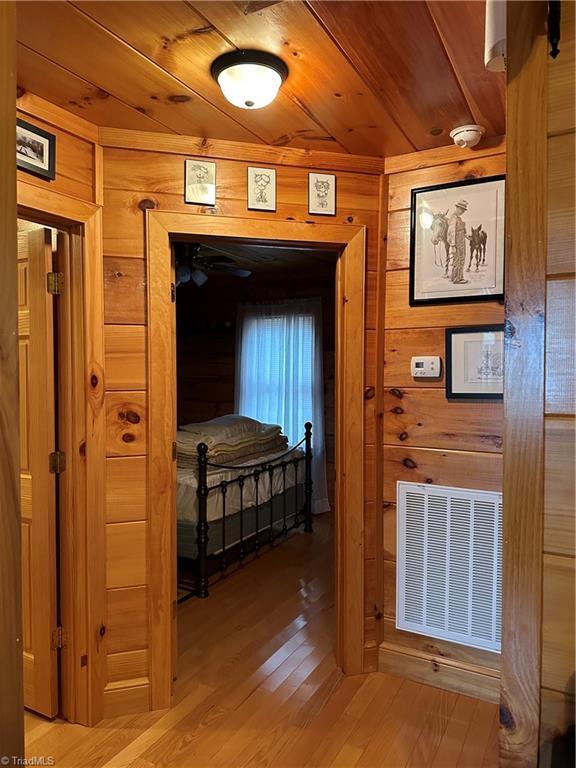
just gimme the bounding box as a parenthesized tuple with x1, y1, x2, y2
(16, 92, 98, 205)
(378, 143, 506, 702)
(540, 2, 575, 763)
(101, 134, 384, 713)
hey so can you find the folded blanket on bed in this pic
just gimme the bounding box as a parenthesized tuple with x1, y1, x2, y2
(177, 432, 288, 469)
(177, 423, 282, 455)
(178, 414, 281, 447)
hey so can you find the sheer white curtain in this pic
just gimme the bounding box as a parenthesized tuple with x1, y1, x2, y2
(235, 298, 330, 514)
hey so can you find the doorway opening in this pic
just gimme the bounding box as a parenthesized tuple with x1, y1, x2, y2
(146, 212, 366, 708)
(18, 208, 93, 736)
(172, 237, 339, 655)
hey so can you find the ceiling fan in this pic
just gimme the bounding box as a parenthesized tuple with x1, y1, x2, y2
(173, 242, 252, 287)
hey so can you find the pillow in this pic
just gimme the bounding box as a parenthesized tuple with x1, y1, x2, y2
(179, 414, 278, 445)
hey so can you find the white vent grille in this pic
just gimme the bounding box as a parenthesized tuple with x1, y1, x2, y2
(397, 482, 502, 653)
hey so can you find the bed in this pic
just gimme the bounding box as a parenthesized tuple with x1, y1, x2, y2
(176, 415, 313, 601)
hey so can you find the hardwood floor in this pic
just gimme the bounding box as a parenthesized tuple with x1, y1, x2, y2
(25, 514, 498, 767)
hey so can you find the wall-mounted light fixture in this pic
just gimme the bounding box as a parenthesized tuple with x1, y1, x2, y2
(211, 50, 289, 110)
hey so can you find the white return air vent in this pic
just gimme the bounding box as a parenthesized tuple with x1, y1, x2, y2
(397, 482, 502, 653)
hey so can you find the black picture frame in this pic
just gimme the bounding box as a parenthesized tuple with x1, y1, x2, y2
(409, 175, 505, 307)
(16, 118, 56, 181)
(445, 324, 505, 401)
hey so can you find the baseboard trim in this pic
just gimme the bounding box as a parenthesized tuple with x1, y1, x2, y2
(378, 642, 500, 703)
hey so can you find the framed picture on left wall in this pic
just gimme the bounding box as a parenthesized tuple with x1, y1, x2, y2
(16, 118, 56, 181)
(185, 159, 216, 206)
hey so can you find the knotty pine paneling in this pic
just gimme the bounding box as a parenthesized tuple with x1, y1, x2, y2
(106, 521, 147, 589)
(548, 0, 575, 136)
(101, 137, 385, 708)
(547, 133, 575, 275)
(384, 328, 445, 388)
(387, 154, 506, 212)
(540, 20, 576, 752)
(541, 554, 575, 693)
(544, 417, 575, 557)
(103, 150, 381, 210)
(107, 586, 148, 654)
(378, 645, 499, 703)
(383, 446, 502, 503)
(545, 278, 575, 414)
(382, 502, 396, 561)
(382, 618, 500, 672)
(540, 689, 576, 762)
(106, 456, 147, 524)
(385, 209, 411, 270)
(104, 257, 147, 325)
(103, 682, 150, 719)
(105, 391, 147, 457)
(383, 388, 503, 453)
(379, 145, 505, 698)
(107, 649, 148, 684)
(385, 270, 504, 330)
(104, 325, 146, 391)
(16, 109, 95, 203)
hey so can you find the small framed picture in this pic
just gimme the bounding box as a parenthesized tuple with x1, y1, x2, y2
(185, 159, 216, 206)
(308, 172, 336, 216)
(445, 325, 504, 400)
(247, 166, 276, 212)
(410, 175, 505, 306)
(16, 118, 55, 181)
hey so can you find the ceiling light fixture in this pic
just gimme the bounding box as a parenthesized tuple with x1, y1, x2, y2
(211, 50, 289, 110)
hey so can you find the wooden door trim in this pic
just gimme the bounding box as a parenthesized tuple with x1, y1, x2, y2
(0, 2, 23, 755)
(500, 3, 548, 765)
(147, 211, 366, 709)
(17, 181, 106, 726)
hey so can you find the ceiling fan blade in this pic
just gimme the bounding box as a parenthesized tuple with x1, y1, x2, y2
(199, 243, 244, 262)
(194, 252, 235, 265)
(204, 263, 252, 277)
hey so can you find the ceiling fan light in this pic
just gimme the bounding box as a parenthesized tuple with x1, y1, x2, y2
(191, 268, 209, 287)
(211, 51, 288, 110)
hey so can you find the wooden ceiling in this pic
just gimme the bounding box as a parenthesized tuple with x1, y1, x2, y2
(16, 1, 505, 157)
(175, 238, 339, 274)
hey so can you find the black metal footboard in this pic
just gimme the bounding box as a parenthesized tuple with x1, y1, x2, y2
(179, 422, 313, 602)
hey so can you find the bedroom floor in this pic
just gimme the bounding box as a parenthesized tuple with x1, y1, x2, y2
(25, 514, 498, 767)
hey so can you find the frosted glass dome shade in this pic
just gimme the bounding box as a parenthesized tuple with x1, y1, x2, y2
(211, 51, 288, 110)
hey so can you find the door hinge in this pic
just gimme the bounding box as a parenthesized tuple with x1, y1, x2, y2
(172, 441, 177, 461)
(47, 272, 64, 295)
(49, 450, 66, 474)
(171, 282, 176, 303)
(52, 626, 66, 650)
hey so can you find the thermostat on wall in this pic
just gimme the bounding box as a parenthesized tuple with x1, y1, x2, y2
(411, 356, 442, 378)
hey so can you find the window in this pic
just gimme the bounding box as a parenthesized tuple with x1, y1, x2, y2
(235, 298, 329, 513)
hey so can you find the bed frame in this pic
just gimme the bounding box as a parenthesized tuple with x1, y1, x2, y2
(178, 422, 313, 602)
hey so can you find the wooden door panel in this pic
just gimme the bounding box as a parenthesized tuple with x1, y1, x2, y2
(17, 227, 58, 718)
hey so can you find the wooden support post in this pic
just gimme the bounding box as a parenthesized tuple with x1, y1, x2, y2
(0, 1, 24, 757)
(500, 2, 548, 765)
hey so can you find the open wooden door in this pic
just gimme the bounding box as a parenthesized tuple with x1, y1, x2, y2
(17, 226, 58, 718)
